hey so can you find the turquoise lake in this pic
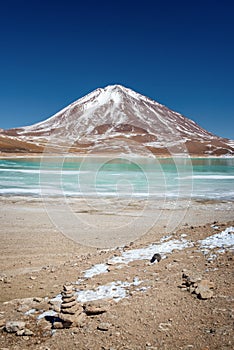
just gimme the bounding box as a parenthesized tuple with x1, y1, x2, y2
(0, 157, 233, 200)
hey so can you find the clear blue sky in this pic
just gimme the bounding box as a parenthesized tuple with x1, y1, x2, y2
(0, 0, 233, 139)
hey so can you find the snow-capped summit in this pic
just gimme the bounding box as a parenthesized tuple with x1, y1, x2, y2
(1, 85, 233, 156)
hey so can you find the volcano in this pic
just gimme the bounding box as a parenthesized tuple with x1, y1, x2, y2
(1, 85, 233, 156)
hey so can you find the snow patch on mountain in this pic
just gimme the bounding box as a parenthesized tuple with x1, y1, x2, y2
(1, 84, 233, 156)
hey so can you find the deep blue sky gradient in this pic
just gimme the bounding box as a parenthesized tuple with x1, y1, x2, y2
(0, 0, 233, 138)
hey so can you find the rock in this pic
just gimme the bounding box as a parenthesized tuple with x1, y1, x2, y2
(58, 313, 76, 328)
(179, 286, 187, 291)
(83, 300, 110, 315)
(50, 304, 60, 313)
(16, 328, 33, 336)
(182, 270, 189, 279)
(24, 328, 34, 336)
(181, 273, 214, 299)
(107, 260, 116, 266)
(97, 322, 111, 331)
(35, 301, 50, 312)
(0, 318, 6, 328)
(59, 284, 84, 328)
(60, 295, 76, 303)
(37, 318, 51, 331)
(53, 321, 64, 329)
(150, 253, 162, 263)
(195, 280, 214, 299)
(3, 277, 11, 284)
(61, 300, 77, 309)
(0, 273, 7, 282)
(5, 321, 26, 333)
(187, 274, 201, 284)
(189, 286, 196, 294)
(33, 297, 43, 303)
(17, 304, 31, 313)
(49, 300, 61, 308)
(61, 304, 82, 314)
(158, 322, 172, 332)
(63, 284, 73, 292)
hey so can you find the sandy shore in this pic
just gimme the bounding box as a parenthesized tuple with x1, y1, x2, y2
(0, 195, 233, 283)
(0, 196, 233, 349)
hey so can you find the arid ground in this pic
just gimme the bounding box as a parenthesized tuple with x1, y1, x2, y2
(0, 197, 233, 350)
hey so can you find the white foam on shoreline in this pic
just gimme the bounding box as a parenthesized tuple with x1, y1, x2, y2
(179, 175, 234, 180)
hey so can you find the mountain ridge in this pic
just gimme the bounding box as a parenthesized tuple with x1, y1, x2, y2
(0, 85, 233, 156)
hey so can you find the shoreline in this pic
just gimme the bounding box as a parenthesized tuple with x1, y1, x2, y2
(1, 152, 234, 159)
(1, 195, 233, 268)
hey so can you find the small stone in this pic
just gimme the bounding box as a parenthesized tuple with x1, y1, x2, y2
(51, 304, 60, 313)
(5, 321, 26, 333)
(150, 253, 161, 263)
(23, 328, 34, 336)
(61, 304, 82, 314)
(158, 322, 172, 332)
(30, 276, 37, 280)
(59, 313, 76, 327)
(33, 297, 43, 303)
(182, 270, 189, 278)
(195, 279, 214, 299)
(61, 300, 77, 309)
(53, 321, 63, 329)
(187, 274, 201, 284)
(61, 296, 76, 303)
(189, 286, 196, 294)
(37, 318, 52, 331)
(35, 301, 50, 312)
(97, 322, 111, 331)
(83, 300, 110, 315)
(61, 291, 74, 299)
(107, 260, 116, 265)
(179, 286, 187, 291)
(49, 300, 60, 306)
(63, 285, 73, 292)
(0, 318, 6, 328)
(16, 329, 25, 336)
(3, 277, 11, 284)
